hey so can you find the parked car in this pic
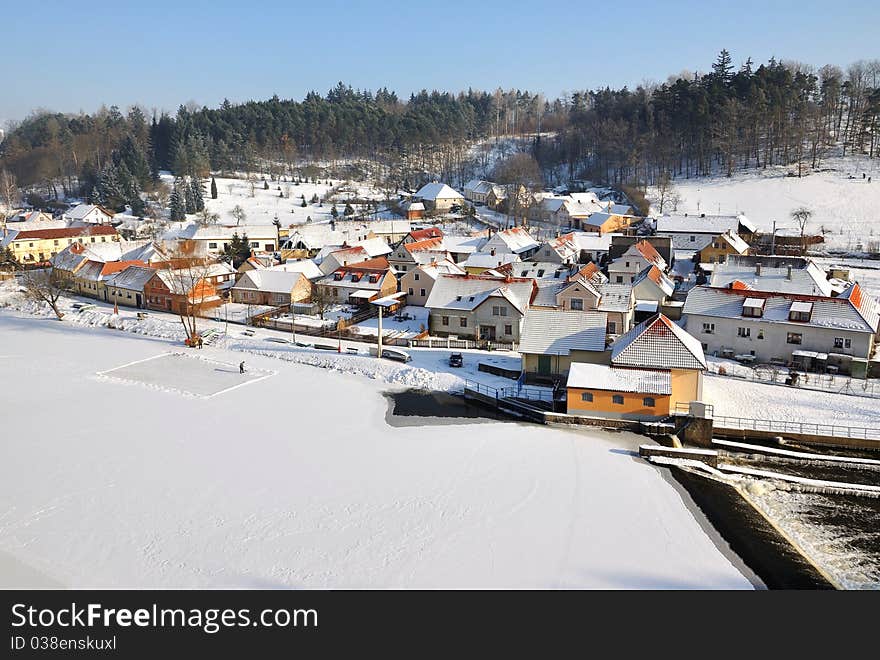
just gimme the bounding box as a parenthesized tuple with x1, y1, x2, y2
(380, 348, 412, 363)
(449, 352, 463, 368)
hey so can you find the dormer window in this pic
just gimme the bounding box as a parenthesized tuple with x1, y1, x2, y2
(789, 301, 813, 322)
(333, 272, 343, 281)
(369, 274, 379, 283)
(742, 298, 765, 318)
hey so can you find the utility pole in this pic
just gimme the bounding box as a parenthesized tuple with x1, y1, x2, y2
(377, 304, 383, 358)
(770, 218, 777, 255)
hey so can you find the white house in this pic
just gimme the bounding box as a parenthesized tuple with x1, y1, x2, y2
(607, 239, 668, 284)
(64, 204, 115, 226)
(414, 182, 465, 213)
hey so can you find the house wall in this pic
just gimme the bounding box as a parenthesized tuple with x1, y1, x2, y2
(608, 254, 651, 284)
(428, 300, 524, 342)
(400, 269, 435, 306)
(106, 285, 145, 308)
(9, 234, 119, 263)
(566, 387, 671, 420)
(522, 349, 607, 377)
(697, 243, 742, 264)
(683, 313, 874, 363)
(669, 369, 703, 409)
(581, 215, 631, 235)
(633, 278, 666, 303)
(557, 285, 602, 311)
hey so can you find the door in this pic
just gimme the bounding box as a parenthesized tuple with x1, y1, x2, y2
(479, 325, 496, 341)
(537, 355, 552, 375)
(136, 294, 142, 308)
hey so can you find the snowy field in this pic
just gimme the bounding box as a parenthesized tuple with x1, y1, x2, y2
(351, 306, 429, 338)
(195, 176, 387, 230)
(661, 155, 880, 253)
(0, 310, 755, 589)
(704, 373, 880, 427)
(98, 352, 274, 398)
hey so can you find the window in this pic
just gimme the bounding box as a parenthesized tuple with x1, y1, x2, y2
(615, 276, 623, 284)
(441, 316, 449, 326)
(689, 235, 695, 242)
(581, 392, 593, 402)
(459, 317, 467, 328)
(834, 337, 852, 350)
(612, 395, 624, 405)
(570, 298, 584, 311)
(414, 273, 420, 281)
(786, 332, 803, 345)
(420, 288, 426, 297)
(608, 322, 616, 334)
(702, 323, 715, 334)
(757, 329, 764, 340)
(504, 324, 512, 335)
(250, 242, 259, 248)
(737, 327, 751, 338)
(643, 397, 656, 407)
(408, 288, 414, 295)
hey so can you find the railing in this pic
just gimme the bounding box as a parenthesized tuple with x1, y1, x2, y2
(710, 415, 880, 442)
(706, 363, 880, 400)
(463, 379, 557, 403)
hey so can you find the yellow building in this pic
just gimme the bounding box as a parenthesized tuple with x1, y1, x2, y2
(1, 225, 120, 264)
(566, 314, 706, 420)
(695, 231, 750, 265)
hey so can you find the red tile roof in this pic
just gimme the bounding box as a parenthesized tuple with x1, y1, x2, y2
(404, 237, 445, 253)
(11, 225, 118, 241)
(337, 256, 390, 272)
(100, 260, 153, 276)
(408, 228, 443, 241)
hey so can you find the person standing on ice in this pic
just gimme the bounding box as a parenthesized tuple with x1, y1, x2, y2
(239, 361, 245, 374)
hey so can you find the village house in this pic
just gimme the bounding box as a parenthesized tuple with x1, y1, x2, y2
(231, 269, 312, 307)
(268, 259, 324, 281)
(103, 265, 159, 308)
(632, 265, 676, 304)
(484, 185, 507, 210)
(2, 225, 120, 264)
(570, 232, 615, 264)
(519, 309, 609, 382)
(63, 203, 115, 226)
(315, 257, 397, 306)
(400, 200, 425, 220)
(682, 284, 879, 375)
(656, 213, 757, 244)
(317, 245, 374, 275)
(531, 233, 581, 264)
(187, 225, 279, 255)
(608, 235, 674, 268)
(366, 219, 411, 245)
(441, 234, 488, 263)
(607, 239, 668, 284)
(71, 259, 153, 302)
(399, 259, 466, 306)
(413, 182, 465, 213)
(480, 227, 540, 260)
(552, 277, 634, 336)
(460, 251, 521, 274)
(387, 237, 450, 275)
(566, 314, 707, 420)
(695, 231, 751, 265)
(144, 268, 223, 316)
(402, 227, 443, 244)
(424, 273, 536, 342)
(579, 211, 639, 235)
(237, 254, 281, 273)
(708, 255, 834, 296)
(463, 180, 495, 205)
(3, 210, 66, 231)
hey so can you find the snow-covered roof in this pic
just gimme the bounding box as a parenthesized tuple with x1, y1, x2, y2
(611, 315, 706, 370)
(569, 232, 615, 253)
(709, 256, 833, 297)
(414, 182, 464, 201)
(512, 262, 575, 281)
(272, 260, 323, 280)
(656, 214, 755, 236)
(105, 265, 159, 291)
(683, 286, 879, 334)
(464, 180, 495, 195)
(519, 309, 608, 355)
(566, 362, 672, 395)
(442, 234, 488, 254)
(425, 274, 534, 315)
(484, 227, 540, 255)
(234, 269, 306, 293)
(64, 204, 114, 221)
(461, 252, 521, 269)
(416, 259, 466, 280)
(596, 283, 634, 313)
(189, 225, 279, 241)
(633, 265, 675, 297)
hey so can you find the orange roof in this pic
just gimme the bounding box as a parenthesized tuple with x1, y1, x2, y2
(12, 225, 118, 241)
(729, 279, 754, 291)
(338, 256, 390, 272)
(404, 237, 445, 253)
(100, 260, 153, 276)
(408, 228, 443, 241)
(577, 262, 600, 279)
(634, 239, 663, 264)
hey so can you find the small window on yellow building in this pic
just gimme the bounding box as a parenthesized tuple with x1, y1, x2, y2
(643, 397, 656, 407)
(612, 395, 624, 405)
(581, 392, 593, 402)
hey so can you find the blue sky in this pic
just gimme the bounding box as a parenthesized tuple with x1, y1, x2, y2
(3, 0, 878, 123)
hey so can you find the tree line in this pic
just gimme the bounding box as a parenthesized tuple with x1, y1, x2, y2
(2, 54, 879, 209)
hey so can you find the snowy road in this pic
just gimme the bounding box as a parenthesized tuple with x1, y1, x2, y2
(0, 311, 755, 588)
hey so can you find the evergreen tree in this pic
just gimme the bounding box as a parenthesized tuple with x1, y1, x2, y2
(263, 180, 269, 190)
(210, 176, 218, 199)
(169, 179, 186, 221)
(343, 202, 355, 216)
(301, 198, 307, 207)
(713, 49, 734, 83)
(189, 177, 204, 211)
(330, 204, 338, 218)
(184, 180, 196, 214)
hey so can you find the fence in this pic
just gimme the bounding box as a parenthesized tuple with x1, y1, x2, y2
(409, 337, 516, 351)
(463, 379, 556, 403)
(706, 365, 880, 400)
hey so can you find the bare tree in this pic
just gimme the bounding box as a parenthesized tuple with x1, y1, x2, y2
(311, 284, 333, 320)
(791, 207, 813, 255)
(0, 168, 18, 220)
(162, 242, 216, 343)
(230, 204, 247, 226)
(197, 208, 220, 226)
(655, 170, 679, 214)
(22, 268, 72, 320)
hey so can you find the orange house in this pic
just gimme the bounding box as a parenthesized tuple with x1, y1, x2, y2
(144, 269, 222, 316)
(565, 314, 706, 420)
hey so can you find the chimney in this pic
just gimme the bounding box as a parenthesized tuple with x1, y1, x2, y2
(786, 265, 793, 280)
(755, 262, 762, 276)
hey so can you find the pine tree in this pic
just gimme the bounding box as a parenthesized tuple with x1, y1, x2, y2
(330, 204, 338, 218)
(210, 176, 218, 199)
(301, 198, 307, 207)
(343, 202, 354, 216)
(169, 179, 186, 221)
(713, 49, 734, 83)
(189, 177, 204, 211)
(184, 180, 196, 214)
